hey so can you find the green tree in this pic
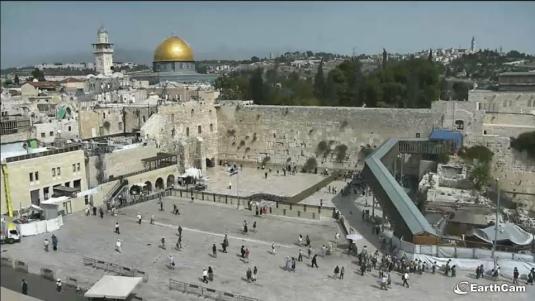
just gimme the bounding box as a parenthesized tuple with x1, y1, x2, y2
(250, 56, 260, 63)
(31, 68, 45, 81)
(313, 59, 326, 100)
(470, 161, 491, 191)
(510, 131, 535, 159)
(248, 68, 265, 104)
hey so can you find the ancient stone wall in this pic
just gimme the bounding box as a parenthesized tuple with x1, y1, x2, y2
(216, 104, 443, 170)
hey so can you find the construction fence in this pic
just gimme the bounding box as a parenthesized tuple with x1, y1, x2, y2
(169, 278, 260, 301)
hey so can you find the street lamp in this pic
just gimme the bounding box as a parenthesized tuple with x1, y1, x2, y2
(492, 178, 500, 268)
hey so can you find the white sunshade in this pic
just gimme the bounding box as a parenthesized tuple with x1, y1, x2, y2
(77, 187, 99, 197)
(346, 233, 364, 241)
(41, 196, 68, 205)
(84, 275, 142, 299)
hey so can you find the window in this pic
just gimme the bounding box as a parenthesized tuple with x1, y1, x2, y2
(73, 179, 81, 189)
(65, 182, 70, 187)
(57, 167, 61, 176)
(186, 127, 189, 137)
(29, 172, 34, 182)
(103, 112, 106, 118)
(118, 122, 123, 129)
(198, 125, 202, 134)
(73, 164, 76, 172)
(210, 123, 213, 132)
(52, 168, 56, 177)
(41, 133, 45, 138)
(35, 171, 39, 181)
(77, 163, 80, 171)
(68, 126, 72, 131)
(49, 131, 54, 137)
(455, 120, 464, 130)
(416, 133, 420, 138)
(44, 187, 49, 200)
(191, 109, 194, 116)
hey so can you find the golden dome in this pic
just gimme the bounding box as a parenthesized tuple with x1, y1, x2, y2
(153, 36, 194, 62)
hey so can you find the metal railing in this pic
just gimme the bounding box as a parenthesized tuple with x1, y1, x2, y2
(5, 145, 82, 163)
(169, 279, 259, 301)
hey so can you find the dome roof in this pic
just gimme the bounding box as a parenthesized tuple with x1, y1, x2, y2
(153, 36, 194, 62)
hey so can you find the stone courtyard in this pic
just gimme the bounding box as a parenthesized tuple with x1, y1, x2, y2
(2, 188, 532, 300)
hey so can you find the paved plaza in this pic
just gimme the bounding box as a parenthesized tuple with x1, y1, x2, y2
(2, 192, 532, 300)
(202, 166, 327, 197)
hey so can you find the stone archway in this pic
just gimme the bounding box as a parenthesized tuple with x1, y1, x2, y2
(129, 185, 141, 195)
(167, 175, 175, 188)
(155, 177, 164, 191)
(143, 181, 152, 194)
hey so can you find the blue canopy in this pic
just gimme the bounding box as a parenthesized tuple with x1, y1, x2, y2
(429, 129, 463, 152)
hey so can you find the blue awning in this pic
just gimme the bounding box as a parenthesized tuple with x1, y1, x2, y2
(429, 129, 463, 151)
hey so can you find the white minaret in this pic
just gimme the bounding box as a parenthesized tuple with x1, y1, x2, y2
(471, 36, 476, 53)
(92, 26, 114, 76)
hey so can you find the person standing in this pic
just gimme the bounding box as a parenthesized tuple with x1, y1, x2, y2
(253, 266, 258, 282)
(432, 261, 437, 274)
(298, 234, 303, 246)
(271, 242, 276, 254)
(253, 221, 257, 232)
(56, 279, 62, 292)
(161, 237, 166, 249)
(306, 235, 311, 247)
(178, 225, 183, 237)
(92, 206, 97, 216)
(99, 207, 104, 219)
(340, 266, 345, 279)
(137, 213, 142, 224)
(298, 249, 303, 262)
(176, 236, 182, 250)
(159, 198, 163, 211)
(334, 266, 340, 278)
(21, 279, 28, 295)
(311, 254, 319, 268)
(208, 266, 214, 281)
(202, 268, 209, 283)
(307, 246, 312, 258)
(291, 257, 296, 272)
(51, 234, 58, 251)
(44, 238, 49, 252)
(402, 272, 409, 288)
(150, 215, 154, 224)
(246, 267, 252, 282)
(513, 267, 519, 284)
(115, 222, 120, 234)
(115, 239, 122, 253)
(212, 243, 217, 258)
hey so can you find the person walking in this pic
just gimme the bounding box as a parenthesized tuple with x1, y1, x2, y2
(150, 215, 154, 224)
(513, 267, 519, 284)
(51, 234, 58, 251)
(402, 272, 409, 288)
(169, 255, 175, 269)
(222, 235, 228, 253)
(115, 222, 120, 234)
(159, 198, 163, 211)
(175, 235, 182, 250)
(115, 239, 122, 253)
(44, 238, 50, 252)
(253, 221, 256, 232)
(92, 206, 97, 216)
(432, 261, 437, 274)
(99, 207, 104, 219)
(56, 279, 62, 292)
(161, 237, 166, 249)
(244, 247, 250, 263)
(298, 249, 303, 262)
(340, 266, 345, 279)
(271, 242, 276, 255)
(208, 266, 214, 281)
(334, 266, 340, 278)
(21, 279, 28, 295)
(202, 268, 209, 283)
(311, 254, 319, 268)
(137, 213, 142, 224)
(298, 234, 303, 246)
(246, 267, 253, 282)
(307, 246, 312, 258)
(178, 225, 183, 237)
(306, 235, 311, 247)
(212, 243, 217, 258)
(252, 266, 258, 282)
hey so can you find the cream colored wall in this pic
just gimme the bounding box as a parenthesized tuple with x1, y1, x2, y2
(0, 150, 88, 215)
(20, 84, 38, 97)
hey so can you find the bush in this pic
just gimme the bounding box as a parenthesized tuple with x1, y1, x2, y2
(511, 131, 535, 159)
(227, 129, 236, 137)
(316, 140, 330, 157)
(303, 157, 318, 172)
(334, 144, 348, 162)
(459, 145, 494, 163)
(261, 156, 271, 166)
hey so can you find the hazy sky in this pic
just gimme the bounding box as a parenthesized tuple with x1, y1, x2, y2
(2, 1, 535, 67)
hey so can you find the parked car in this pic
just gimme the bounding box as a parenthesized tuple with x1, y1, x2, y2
(193, 183, 207, 191)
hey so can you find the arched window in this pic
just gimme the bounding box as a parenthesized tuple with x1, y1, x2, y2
(186, 127, 189, 137)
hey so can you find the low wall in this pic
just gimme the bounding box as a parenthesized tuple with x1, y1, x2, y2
(17, 215, 63, 237)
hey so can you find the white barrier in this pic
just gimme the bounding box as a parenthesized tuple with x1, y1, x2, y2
(18, 216, 64, 237)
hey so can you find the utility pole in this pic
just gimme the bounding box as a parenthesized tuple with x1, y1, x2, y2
(492, 178, 500, 268)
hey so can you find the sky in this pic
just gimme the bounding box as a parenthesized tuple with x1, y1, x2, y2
(1, 1, 535, 68)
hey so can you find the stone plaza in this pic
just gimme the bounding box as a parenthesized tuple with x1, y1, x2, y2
(2, 168, 532, 300)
